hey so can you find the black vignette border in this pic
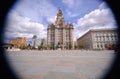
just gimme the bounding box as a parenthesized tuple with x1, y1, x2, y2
(0, 0, 19, 79)
(0, 0, 120, 79)
(103, 0, 120, 79)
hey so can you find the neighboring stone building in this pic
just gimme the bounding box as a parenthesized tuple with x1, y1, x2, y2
(47, 9, 74, 49)
(77, 29, 118, 50)
(9, 37, 27, 48)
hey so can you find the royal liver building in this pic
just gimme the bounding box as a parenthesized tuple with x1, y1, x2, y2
(47, 9, 74, 50)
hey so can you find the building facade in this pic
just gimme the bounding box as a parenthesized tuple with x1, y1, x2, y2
(9, 37, 27, 48)
(47, 9, 74, 49)
(77, 29, 118, 50)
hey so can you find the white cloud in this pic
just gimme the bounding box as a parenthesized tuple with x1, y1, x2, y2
(62, 0, 82, 9)
(5, 10, 47, 41)
(62, 0, 74, 8)
(99, 2, 108, 9)
(67, 10, 79, 17)
(13, 0, 57, 22)
(75, 2, 117, 40)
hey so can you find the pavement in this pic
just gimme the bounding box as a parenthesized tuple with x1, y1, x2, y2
(5, 50, 116, 79)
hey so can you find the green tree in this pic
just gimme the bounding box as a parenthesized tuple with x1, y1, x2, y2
(38, 45, 42, 50)
(74, 45, 78, 49)
(105, 44, 117, 50)
(31, 46, 36, 50)
(78, 45, 85, 49)
(47, 45, 52, 49)
(38, 45, 47, 50)
(68, 43, 72, 49)
(19, 45, 28, 50)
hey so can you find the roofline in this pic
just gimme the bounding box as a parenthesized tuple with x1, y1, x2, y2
(89, 28, 117, 32)
(77, 28, 117, 41)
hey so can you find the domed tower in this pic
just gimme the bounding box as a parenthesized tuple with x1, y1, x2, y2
(55, 9, 65, 27)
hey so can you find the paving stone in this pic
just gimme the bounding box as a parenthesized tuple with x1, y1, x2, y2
(5, 50, 115, 79)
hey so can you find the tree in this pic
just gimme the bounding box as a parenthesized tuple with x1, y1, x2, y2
(19, 45, 28, 50)
(74, 45, 78, 49)
(78, 45, 85, 49)
(47, 45, 52, 49)
(105, 44, 117, 50)
(69, 44, 72, 49)
(38, 45, 42, 50)
(38, 45, 47, 50)
(31, 46, 35, 50)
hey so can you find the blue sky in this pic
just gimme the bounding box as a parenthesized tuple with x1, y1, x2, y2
(4, 0, 117, 43)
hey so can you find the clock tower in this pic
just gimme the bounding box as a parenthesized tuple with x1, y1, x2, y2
(55, 9, 65, 27)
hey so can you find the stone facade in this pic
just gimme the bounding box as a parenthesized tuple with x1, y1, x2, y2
(47, 9, 74, 49)
(9, 37, 27, 48)
(77, 29, 118, 50)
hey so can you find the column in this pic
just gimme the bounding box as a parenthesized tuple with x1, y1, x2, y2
(63, 28, 66, 49)
(47, 29, 51, 46)
(54, 28, 58, 49)
(70, 28, 74, 49)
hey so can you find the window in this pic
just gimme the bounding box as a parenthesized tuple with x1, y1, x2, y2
(97, 45, 99, 48)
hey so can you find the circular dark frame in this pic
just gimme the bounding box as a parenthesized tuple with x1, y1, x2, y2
(0, 0, 120, 79)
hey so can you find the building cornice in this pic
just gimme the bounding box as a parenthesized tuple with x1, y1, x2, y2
(77, 28, 117, 41)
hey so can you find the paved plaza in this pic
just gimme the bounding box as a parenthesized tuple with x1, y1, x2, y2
(5, 50, 116, 79)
